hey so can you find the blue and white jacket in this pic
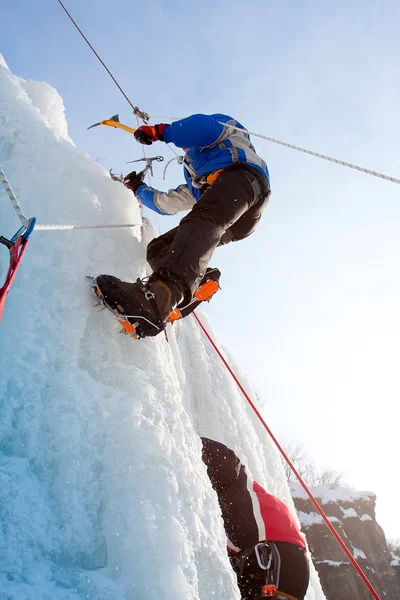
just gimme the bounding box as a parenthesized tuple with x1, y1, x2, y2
(136, 113, 270, 215)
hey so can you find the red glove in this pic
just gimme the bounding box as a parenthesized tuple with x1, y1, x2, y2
(134, 124, 168, 145)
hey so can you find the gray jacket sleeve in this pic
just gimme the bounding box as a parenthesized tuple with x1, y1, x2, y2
(137, 183, 196, 215)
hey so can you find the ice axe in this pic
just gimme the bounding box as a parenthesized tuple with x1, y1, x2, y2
(88, 114, 164, 180)
(109, 156, 164, 185)
(87, 114, 137, 136)
(126, 156, 164, 178)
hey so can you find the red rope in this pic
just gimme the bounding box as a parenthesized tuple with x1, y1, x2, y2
(192, 312, 382, 600)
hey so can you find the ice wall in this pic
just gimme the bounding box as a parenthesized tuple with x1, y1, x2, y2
(0, 55, 325, 600)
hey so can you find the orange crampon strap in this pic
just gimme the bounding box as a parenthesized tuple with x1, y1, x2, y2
(167, 279, 220, 323)
(194, 279, 220, 301)
(168, 308, 182, 323)
(116, 313, 138, 339)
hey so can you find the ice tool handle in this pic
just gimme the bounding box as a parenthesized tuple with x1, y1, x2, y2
(126, 156, 164, 178)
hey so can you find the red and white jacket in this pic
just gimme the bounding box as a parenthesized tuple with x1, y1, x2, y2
(201, 438, 306, 553)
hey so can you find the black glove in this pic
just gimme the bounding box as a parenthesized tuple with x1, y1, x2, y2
(124, 170, 145, 193)
(134, 124, 168, 145)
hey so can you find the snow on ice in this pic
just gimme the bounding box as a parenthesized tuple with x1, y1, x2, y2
(297, 512, 339, 527)
(341, 507, 358, 518)
(360, 513, 373, 521)
(291, 482, 374, 504)
(316, 560, 348, 567)
(352, 547, 367, 560)
(0, 54, 326, 599)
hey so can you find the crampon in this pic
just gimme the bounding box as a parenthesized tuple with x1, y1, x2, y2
(168, 269, 221, 322)
(86, 268, 221, 340)
(86, 276, 156, 340)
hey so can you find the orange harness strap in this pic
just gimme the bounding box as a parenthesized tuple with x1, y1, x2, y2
(205, 168, 224, 185)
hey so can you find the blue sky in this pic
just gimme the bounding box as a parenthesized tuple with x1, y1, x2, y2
(2, 0, 400, 540)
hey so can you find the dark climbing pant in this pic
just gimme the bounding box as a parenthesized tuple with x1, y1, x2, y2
(146, 165, 271, 300)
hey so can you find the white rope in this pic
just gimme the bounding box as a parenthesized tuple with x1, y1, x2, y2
(35, 223, 141, 231)
(150, 116, 181, 121)
(150, 116, 400, 185)
(232, 126, 400, 185)
(134, 115, 162, 235)
(0, 166, 29, 226)
(165, 142, 180, 158)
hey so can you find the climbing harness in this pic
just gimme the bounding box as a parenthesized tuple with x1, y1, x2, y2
(0, 167, 36, 322)
(192, 311, 382, 600)
(232, 542, 279, 598)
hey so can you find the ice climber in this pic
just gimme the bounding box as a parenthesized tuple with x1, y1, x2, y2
(95, 113, 271, 338)
(201, 438, 310, 600)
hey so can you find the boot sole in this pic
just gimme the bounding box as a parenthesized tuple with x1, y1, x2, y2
(87, 275, 165, 339)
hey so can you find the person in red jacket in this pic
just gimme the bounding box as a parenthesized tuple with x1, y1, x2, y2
(201, 438, 309, 600)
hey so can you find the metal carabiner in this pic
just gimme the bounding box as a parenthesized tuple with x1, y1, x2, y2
(255, 542, 273, 570)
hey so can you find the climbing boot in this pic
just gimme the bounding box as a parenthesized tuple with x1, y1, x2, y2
(168, 268, 221, 323)
(94, 274, 181, 339)
(148, 278, 180, 322)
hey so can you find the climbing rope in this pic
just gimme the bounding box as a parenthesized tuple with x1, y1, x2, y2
(0, 169, 142, 233)
(56, 0, 149, 122)
(151, 115, 400, 185)
(131, 111, 161, 234)
(35, 222, 141, 231)
(192, 311, 382, 600)
(58, 0, 162, 232)
(228, 125, 400, 185)
(0, 167, 30, 226)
